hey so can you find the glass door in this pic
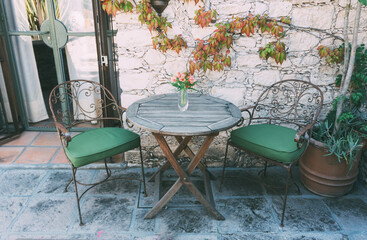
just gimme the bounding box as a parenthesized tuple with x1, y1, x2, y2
(0, 5, 24, 142)
(0, 0, 116, 130)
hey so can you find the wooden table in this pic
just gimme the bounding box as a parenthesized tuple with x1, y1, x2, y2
(126, 93, 241, 220)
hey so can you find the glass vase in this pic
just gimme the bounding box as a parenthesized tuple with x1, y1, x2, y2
(178, 87, 189, 112)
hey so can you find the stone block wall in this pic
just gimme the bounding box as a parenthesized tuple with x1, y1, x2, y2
(114, 0, 367, 168)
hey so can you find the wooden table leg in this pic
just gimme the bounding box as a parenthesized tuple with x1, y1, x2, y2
(175, 136, 216, 180)
(148, 136, 192, 182)
(144, 133, 224, 220)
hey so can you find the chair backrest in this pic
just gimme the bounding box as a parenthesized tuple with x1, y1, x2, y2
(250, 79, 323, 128)
(49, 80, 123, 129)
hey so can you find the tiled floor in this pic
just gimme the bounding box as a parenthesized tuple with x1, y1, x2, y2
(1, 132, 367, 239)
(0, 131, 121, 165)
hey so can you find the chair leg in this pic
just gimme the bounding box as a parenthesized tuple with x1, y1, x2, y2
(64, 177, 73, 193)
(64, 167, 77, 192)
(139, 145, 147, 197)
(219, 139, 230, 192)
(280, 167, 291, 227)
(290, 166, 301, 194)
(71, 166, 84, 226)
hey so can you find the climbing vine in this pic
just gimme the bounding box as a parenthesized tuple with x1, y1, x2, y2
(189, 14, 289, 74)
(100, 0, 290, 74)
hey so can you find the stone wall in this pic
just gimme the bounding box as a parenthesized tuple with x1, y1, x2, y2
(114, 0, 367, 168)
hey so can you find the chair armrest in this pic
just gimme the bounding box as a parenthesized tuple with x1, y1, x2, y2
(118, 106, 127, 112)
(239, 105, 255, 112)
(294, 124, 313, 142)
(238, 105, 256, 126)
(55, 122, 72, 146)
(294, 123, 313, 149)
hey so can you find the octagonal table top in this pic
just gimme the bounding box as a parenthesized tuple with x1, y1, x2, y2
(126, 93, 242, 136)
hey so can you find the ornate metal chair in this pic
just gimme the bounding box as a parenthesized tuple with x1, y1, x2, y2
(220, 79, 323, 227)
(49, 80, 147, 225)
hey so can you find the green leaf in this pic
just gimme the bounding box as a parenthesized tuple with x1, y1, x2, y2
(359, 0, 367, 6)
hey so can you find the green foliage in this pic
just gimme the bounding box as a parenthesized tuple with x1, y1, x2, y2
(317, 45, 344, 64)
(101, 0, 133, 16)
(313, 106, 365, 172)
(189, 14, 288, 74)
(334, 44, 367, 107)
(259, 41, 286, 64)
(314, 44, 367, 171)
(194, 7, 217, 28)
(170, 72, 197, 91)
(359, 0, 367, 6)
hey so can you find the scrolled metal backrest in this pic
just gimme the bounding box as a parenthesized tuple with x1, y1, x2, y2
(49, 80, 123, 129)
(250, 79, 324, 128)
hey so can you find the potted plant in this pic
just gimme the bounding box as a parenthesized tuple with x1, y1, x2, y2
(299, 103, 367, 196)
(300, 0, 367, 196)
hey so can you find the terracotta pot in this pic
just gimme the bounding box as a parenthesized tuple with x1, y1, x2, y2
(299, 139, 361, 197)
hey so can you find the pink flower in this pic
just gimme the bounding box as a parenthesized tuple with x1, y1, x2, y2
(188, 76, 195, 84)
(171, 76, 177, 82)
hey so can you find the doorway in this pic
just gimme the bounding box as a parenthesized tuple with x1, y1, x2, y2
(0, 0, 117, 131)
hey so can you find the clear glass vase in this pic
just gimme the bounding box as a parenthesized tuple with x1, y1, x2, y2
(178, 87, 189, 112)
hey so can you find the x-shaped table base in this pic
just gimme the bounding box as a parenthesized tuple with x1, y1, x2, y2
(144, 133, 225, 220)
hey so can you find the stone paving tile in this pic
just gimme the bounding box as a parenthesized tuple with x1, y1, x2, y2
(0, 197, 27, 231)
(71, 195, 136, 231)
(11, 196, 75, 232)
(139, 172, 208, 208)
(3, 131, 39, 146)
(89, 170, 141, 195)
(6, 233, 95, 240)
(36, 170, 95, 195)
(31, 132, 61, 146)
(351, 231, 367, 240)
(15, 147, 58, 164)
(50, 150, 69, 164)
(89, 233, 131, 240)
(0, 170, 46, 196)
(134, 235, 217, 240)
(272, 197, 340, 232)
(0, 147, 24, 164)
(217, 198, 278, 233)
(261, 167, 312, 196)
(213, 174, 265, 197)
(157, 208, 217, 234)
(161, 179, 206, 205)
(282, 232, 349, 240)
(221, 233, 282, 240)
(324, 197, 367, 231)
(133, 210, 156, 232)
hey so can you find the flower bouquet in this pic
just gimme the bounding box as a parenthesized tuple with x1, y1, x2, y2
(170, 72, 197, 111)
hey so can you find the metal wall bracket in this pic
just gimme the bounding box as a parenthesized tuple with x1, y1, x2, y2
(101, 55, 108, 67)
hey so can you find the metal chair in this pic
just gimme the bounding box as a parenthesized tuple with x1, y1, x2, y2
(220, 79, 323, 227)
(49, 79, 147, 225)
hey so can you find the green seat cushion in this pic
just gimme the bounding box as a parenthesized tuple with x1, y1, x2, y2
(231, 124, 306, 164)
(65, 128, 140, 168)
